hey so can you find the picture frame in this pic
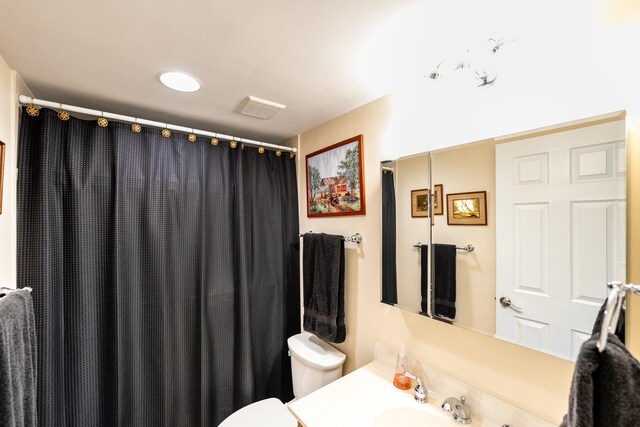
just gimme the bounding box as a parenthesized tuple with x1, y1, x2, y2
(0, 141, 4, 215)
(446, 191, 487, 225)
(411, 188, 430, 218)
(432, 184, 443, 215)
(306, 134, 365, 217)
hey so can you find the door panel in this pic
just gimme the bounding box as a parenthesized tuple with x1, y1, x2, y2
(496, 122, 626, 360)
(514, 203, 548, 294)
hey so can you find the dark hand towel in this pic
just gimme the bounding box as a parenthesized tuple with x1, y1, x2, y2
(302, 233, 346, 343)
(420, 245, 428, 315)
(0, 290, 37, 427)
(561, 334, 640, 427)
(433, 243, 456, 320)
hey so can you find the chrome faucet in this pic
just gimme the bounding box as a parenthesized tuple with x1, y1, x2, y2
(402, 371, 427, 403)
(442, 395, 472, 424)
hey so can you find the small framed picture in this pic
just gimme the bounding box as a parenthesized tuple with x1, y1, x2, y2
(447, 191, 487, 225)
(432, 184, 443, 215)
(411, 188, 430, 218)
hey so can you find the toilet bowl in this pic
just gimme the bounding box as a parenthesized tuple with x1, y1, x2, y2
(218, 398, 297, 427)
(218, 332, 346, 426)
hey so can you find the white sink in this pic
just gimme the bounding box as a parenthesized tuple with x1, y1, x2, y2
(373, 405, 454, 427)
(288, 363, 457, 426)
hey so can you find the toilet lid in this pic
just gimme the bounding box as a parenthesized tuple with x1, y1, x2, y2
(288, 332, 346, 370)
(218, 398, 297, 427)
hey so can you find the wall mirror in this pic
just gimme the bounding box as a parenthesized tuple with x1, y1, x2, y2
(381, 113, 627, 361)
(381, 153, 431, 313)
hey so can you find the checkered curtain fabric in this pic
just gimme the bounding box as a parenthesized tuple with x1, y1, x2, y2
(17, 108, 300, 426)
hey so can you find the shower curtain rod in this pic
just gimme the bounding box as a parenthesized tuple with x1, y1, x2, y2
(18, 95, 296, 153)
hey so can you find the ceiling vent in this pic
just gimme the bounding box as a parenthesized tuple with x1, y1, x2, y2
(237, 96, 286, 120)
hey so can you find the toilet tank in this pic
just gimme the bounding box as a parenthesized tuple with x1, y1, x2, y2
(288, 332, 346, 399)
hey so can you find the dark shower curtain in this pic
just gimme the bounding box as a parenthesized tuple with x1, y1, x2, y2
(17, 109, 300, 426)
(381, 170, 397, 305)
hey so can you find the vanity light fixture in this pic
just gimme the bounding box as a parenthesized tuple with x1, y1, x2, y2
(426, 38, 514, 87)
(160, 71, 201, 93)
(476, 70, 497, 87)
(427, 61, 444, 80)
(488, 38, 515, 54)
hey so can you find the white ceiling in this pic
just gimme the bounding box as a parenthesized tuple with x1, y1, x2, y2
(1, 0, 640, 147)
(0, 0, 411, 143)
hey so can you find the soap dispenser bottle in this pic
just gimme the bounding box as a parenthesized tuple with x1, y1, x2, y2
(392, 344, 411, 390)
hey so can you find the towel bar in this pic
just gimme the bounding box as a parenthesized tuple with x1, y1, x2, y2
(412, 243, 474, 252)
(299, 231, 362, 244)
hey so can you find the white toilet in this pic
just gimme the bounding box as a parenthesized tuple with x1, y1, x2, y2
(219, 332, 346, 426)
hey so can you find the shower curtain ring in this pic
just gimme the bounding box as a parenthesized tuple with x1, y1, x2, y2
(26, 100, 40, 117)
(131, 118, 142, 133)
(97, 112, 109, 127)
(188, 129, 197, 143)
(57, 103, 70, 121)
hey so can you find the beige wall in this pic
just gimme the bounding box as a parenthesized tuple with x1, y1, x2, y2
(628, 124, 640, 355)
(297, 96, 389, 376)
(0, 55, 30, 286)
(298, 95, 577, 424)
(431, 140, 496, 335)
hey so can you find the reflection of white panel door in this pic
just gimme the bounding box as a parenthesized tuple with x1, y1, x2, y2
(495, 121, 626, 361)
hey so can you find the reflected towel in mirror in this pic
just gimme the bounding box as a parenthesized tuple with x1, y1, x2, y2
(433, 244, 456, 320)
(420, 245, 428, 315)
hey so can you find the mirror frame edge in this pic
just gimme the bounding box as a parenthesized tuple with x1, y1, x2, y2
(627, 120, 640, 356)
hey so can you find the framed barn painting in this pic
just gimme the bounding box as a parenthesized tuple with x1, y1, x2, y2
(306, 134, 365, 217)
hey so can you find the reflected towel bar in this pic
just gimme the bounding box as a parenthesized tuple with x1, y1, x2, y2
(299, 231, 362, 244)
(412, 243, 474, 252)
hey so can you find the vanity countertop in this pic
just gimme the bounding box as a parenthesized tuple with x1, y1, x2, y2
(287, 362, 457, 427)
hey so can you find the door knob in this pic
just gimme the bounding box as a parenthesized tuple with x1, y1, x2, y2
(499, 297, 522, 310)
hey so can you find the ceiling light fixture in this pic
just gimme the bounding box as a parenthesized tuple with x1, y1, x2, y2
(159, 71, 201, 92)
